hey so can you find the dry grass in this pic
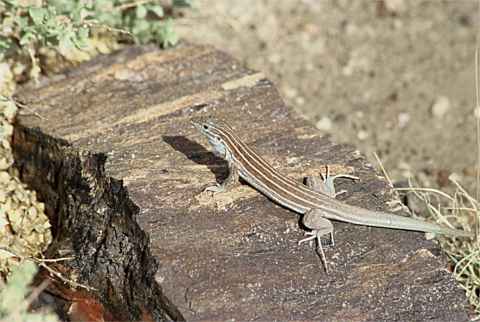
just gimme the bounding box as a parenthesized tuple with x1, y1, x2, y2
(397, 179, 478, 313)
(383, 3, 480, 313)
(376, 145, 478, 314)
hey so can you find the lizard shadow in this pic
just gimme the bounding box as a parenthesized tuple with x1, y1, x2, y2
(163, 135, 230, 185)
(165, 135, 307, 229)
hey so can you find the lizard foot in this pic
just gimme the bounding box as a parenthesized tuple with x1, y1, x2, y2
(298, 230, 334, 274)
(204, 183, 227, 193)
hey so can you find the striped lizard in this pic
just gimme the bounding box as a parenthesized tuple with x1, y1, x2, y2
(191, 117, 472, 272)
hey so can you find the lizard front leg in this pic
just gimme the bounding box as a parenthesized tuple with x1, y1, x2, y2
(204, 160, 240, 193)
(305, 165, 359, 198)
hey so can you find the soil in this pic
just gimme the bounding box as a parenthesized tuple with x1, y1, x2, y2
(176, 0, 478, 193)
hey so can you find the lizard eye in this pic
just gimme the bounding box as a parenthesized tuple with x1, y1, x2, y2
(203, 125, 209, 130)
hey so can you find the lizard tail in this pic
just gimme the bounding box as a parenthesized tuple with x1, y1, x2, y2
(323, 203, 472, 238)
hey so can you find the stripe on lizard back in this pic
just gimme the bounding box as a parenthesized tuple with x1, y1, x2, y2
(210, 121, 333, 200)
(200, 118, 311, 189)
(204, 119, 331, 210)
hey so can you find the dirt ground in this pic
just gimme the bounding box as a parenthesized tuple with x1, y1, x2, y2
(177, 0, 478, 194)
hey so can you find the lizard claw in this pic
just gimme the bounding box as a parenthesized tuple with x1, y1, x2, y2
(204, 183, 226, 193)
(298, 231, 317, 246)
(299, 230, 335, 248)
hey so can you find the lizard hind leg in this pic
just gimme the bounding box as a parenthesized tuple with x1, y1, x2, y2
(299, 210, 334, 273)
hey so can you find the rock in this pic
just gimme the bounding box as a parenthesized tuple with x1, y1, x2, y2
(384, 0, 406, 14)
(358, 129, 369, 140)
(398, 112, 410, 128)
(315, 116, 333, 131)
(431, 96, 451, 118)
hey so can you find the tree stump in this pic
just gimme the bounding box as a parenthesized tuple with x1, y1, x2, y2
(13, 43, 469, 321)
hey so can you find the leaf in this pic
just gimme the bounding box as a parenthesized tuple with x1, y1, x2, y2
(29, 7, 46, 25)
(15, 16, 29, 29)
(0, 261, 37, 311)
(148, 5, 164, 17)
(20, 312, 59, 322)
(58, 32, 75, 53)
(158, 19, 178, 48)
(19, 31, 36, 46)
(3, 0, 19, 7)
(78, 26, 89, 40)
(136, 5, 147, 19)
(44, 4, 57, 19)
(0, 261, 59, 321)
(71, 6, 85, 24)
(132, 20, 150, 35)
(0, 38, 11, 50)
(173, 0, 193, 7)
(73, 27, 89, 48)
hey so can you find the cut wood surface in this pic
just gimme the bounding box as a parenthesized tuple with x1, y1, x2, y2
(14, 43, 469, 321)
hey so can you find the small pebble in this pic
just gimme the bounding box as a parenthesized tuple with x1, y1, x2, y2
(383, 0, 406, 14)
(431, 96, 450, 118)
(295, 96, 305, 106)
(474, 107, 480, 119)
(315, 116, 333, 131)
(357, 130, 369, 140)
(398, 112, 410, 128)
(268, 53, 282, 64)
(283, 87, 298, 99)
(355, 111, 364, 118)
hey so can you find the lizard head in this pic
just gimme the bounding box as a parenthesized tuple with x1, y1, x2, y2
(191, 117, 234, 158)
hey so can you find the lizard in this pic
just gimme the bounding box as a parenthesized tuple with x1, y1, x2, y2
(191, 117, 472, 272)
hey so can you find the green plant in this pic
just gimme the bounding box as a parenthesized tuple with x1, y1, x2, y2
(0, 0, 191, 78)
(0, 260, 59, 322)
(0, 1, 88, 55)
